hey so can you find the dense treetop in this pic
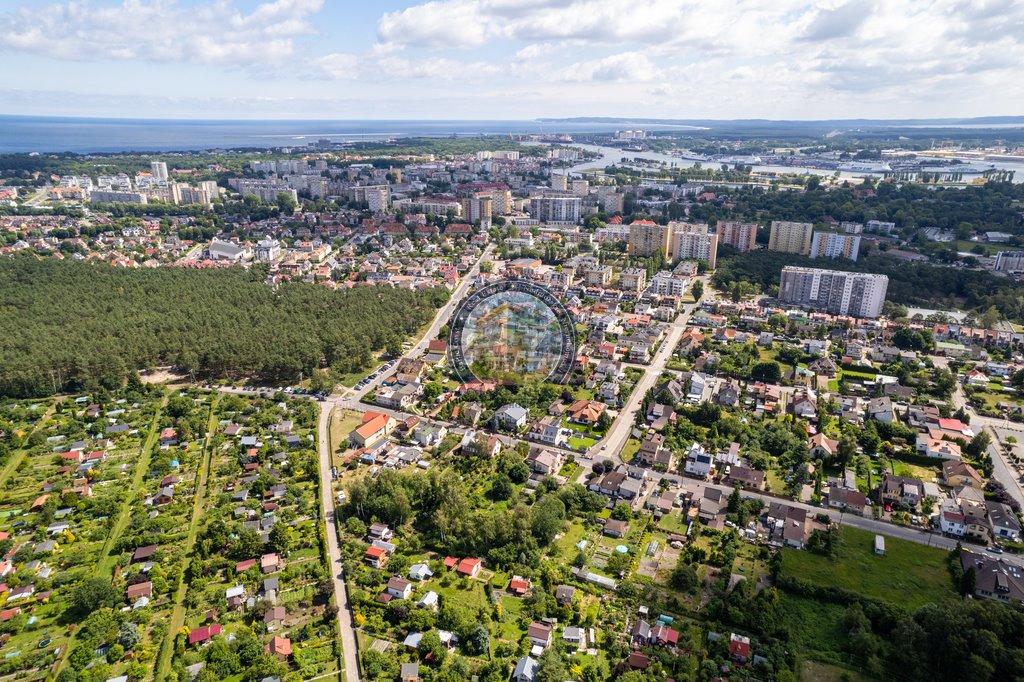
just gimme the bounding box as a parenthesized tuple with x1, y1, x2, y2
(0, 256, 447, 396)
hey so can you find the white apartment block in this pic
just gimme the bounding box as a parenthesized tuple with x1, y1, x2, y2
(529, 195, 582, 223)
(810, 231, 861, 261)
(649, 271, 688, 297)
(669, 222, 718, 269)
(778, 266, 888, 318)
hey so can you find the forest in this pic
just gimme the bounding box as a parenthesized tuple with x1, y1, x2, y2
(712, 249, 1024, 321)
(0, 256, 448, 397)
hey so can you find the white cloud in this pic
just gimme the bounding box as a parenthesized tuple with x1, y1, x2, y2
(560, 52, 662, 82)
(0, 0, 323, 67)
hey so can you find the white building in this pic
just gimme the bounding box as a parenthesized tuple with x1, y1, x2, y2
(254, 239, 282, 262)
(150, 161, 168, 182)
(810, 231, 861, 261)
(649, 270, 688, 297)
(684, 443, 713, 478)
(669, 222, 718, 269)
(778, 266, 888, 318)
(995, 251, 1024, 273)
(529, 196, 582, 223)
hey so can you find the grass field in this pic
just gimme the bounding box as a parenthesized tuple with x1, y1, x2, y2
(778, 593, 849, 656)
(780, 526, 954, 610)
(330, 408, 364, 456)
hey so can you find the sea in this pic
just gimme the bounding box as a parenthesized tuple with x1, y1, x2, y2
(0, 115, 699, 154)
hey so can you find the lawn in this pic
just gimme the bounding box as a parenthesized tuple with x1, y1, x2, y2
(330, 408, 363, 454)
(620, 438, 641, 463)
(568, 434, 598, 450)
(779, 526, 955, 610)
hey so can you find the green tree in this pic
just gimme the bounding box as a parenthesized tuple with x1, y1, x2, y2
(690, 280, 704, 301)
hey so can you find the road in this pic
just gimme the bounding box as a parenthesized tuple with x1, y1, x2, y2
(310, 245, 493, 681)
(574, 281, 706, 484)
(316, 401, 361, 682)
(941, 358, 1024, 510)
(341, 244, 494, 403)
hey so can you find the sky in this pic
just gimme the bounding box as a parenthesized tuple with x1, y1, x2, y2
(0, 0, 1022, 121)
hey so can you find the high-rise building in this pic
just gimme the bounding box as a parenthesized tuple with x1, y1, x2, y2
(716, 221, 758, 252)
(150, 161, 168, 182)
(596, 186, 623, 214)
(628, 220, 669, 257)
(461, 193, 494, 224)
(669, 222, 718, 269)
(778, 266, 888, 318)
(529, 195, 582, 223)
(768, 220, 814, 255)
(551, 173, 568, 191)
(571, 179, 590, 197)
(810, 231, 861, 261)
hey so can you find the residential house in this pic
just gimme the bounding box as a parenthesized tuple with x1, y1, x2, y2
(494, 403, 529, 431)
(527, 622, 552, 649)
(726, 465, 765, 490)
(987, 502, 1022, 541)
(943, 460, 983, 488)
(684, 443, 713, 479)
(867, 397, 894, 423)
(828, 487, 867, 515)
(350, 412, 396, 448)
(386, 577, 413, 600)
(729, 633, 751, 662)
(877, 474, 924, 508)
(809, 433, 839, 460)
(916, 434, 963, 460)
(456, 557, 482, 578)
(513, 657, 538, 682)
(266, 636, 292, 660)
(604, 519, 629, 538)
(526, 448, 564, 476)
(637, 433, 671, 468)
(939, 503, 966, 537)
(409, 563, 433, 581)
(961, 552, 1024, 604)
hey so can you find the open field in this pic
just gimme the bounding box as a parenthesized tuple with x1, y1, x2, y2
(780, 526, 954, 610)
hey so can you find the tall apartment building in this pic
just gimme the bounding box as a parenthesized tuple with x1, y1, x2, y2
(669, 222, 718, 269)
(529, 195, 582, 223)
(596, 186, 623, 214)
(768, 220, 814, 255)
(571, 179, 590, 197)
(810, 231, 861, 261)
(551, 173, 568, 191)
(460, 193, 494, 224)
(778, 266, 888, 318)
(716, 221, 758, 252)
(150, 161, 168, 182)
(628, 220, 669, 257)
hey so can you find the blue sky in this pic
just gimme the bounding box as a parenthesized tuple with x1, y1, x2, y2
(0, 0, 1021, 120)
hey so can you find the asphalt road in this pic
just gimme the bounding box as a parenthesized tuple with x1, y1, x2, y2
(315, 403, 361, 682)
